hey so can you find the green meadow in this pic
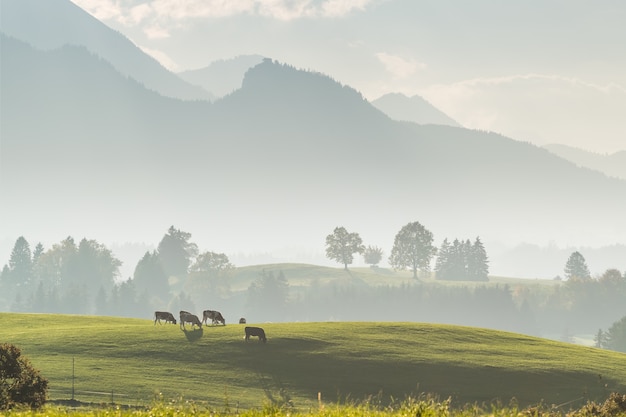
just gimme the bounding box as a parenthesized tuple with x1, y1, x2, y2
(1, 313, 625, 412)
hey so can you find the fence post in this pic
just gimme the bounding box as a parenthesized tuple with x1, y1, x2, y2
(72, 357, 75, 401)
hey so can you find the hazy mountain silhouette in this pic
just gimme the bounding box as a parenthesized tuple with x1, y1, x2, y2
(372, 93, 461, 127)
(544, 144, 626, 181)
(0, 0, 210, 101)
(178, 55, 266, 100)
(2, 33, 626, 261)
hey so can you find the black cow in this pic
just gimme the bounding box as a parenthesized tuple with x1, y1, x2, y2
(202, 310, 226, 326)
(239, 317, 246, 324)
(245, 326, 267, 343)
(154, 311, 177, 325)
(179, 310, 202, 330)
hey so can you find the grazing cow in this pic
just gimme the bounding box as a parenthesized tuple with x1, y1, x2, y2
(202, 310, 226, 326)
(179, 310, 202, 330)
(154, 311, 177, 325)
(245, 326, 267, 343)
(239, 317, 246, 324)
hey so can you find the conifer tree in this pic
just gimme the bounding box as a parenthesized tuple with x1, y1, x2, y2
(467, 237, 489, 281)
(564, 251, 591, 280)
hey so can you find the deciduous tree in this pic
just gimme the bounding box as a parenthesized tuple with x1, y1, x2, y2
(0, 343, 48, 409)
(389, 221, 436, 279)
(363, 246, 383, 267)
(187, 252, 234, 304)
(325, 227, 365, 271)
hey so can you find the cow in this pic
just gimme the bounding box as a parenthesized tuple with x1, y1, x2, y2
(245, 326, 267, 343)
(202, 310, 226, 326)
(239, 317, 246, 324)
(154, 311, 177, 325)
(179, 310, 202, 330)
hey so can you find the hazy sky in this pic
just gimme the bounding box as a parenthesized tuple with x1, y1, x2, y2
(70, 0, 626, 154)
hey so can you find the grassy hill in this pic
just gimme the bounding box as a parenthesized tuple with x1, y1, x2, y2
(2, 313, 624, 411)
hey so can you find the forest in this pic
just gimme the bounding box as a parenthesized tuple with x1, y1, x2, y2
(1, 225, 625, 353)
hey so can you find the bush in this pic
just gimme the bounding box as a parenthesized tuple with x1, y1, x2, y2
(0, 343, 48, 409)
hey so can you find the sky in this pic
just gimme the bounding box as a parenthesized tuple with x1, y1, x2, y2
(69, 0, 626, 154)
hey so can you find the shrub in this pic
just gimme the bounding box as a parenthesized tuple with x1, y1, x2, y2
(0, 343, 48, 409)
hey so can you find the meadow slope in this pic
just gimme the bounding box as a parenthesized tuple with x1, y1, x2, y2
(1, 313, 624, 410)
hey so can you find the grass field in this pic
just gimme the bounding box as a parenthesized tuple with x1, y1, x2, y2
(1, 313, 624, 412)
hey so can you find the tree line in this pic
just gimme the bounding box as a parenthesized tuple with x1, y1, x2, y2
(324, 221, 489, 281)
(1, 224, 625, 353)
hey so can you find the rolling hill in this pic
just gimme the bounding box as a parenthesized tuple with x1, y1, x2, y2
(2, 313, 624, 410)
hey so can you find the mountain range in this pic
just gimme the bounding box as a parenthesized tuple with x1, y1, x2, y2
(543, 144, 626, 181)
(1, 0, 625, 276)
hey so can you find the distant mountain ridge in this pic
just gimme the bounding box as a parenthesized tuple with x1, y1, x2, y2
(178, 55, 266, 99)
(371, 92, 461, 127)
(0, 0, 210, 101)
(1, 3, 626, 270)
(543, 144, 626, 181)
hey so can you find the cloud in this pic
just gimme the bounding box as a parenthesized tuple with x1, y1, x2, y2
(419, 74, 626, 153)
(72, 0, 378, 24)
(72, 0, 122, 20)
(375, 52, 426, 79)
(139, 45, 180, 71)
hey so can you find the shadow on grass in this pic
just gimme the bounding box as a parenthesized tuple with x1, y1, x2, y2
(181, 327, 203, 342)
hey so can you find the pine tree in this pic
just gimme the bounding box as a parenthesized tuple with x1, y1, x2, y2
(467, 237, 489, 281)
(435, 239, 451, 280)
(564, 251, 591, 280)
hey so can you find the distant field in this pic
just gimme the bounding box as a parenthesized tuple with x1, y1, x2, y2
(229, 263, 558, 291)
(1, 313, 624, 411)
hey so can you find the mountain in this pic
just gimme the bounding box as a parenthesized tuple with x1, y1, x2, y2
(178, 55, 266, 99)
(371, 92, 461, 127)
(0, 0, 210, 101)
(2, 34, 626, 265)
(543, 144, 626, 181)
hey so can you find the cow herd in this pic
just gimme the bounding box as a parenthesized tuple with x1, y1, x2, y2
(154, 310, 267, 343)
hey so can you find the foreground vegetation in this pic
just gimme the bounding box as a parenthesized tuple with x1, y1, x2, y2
(4, 393, 626, 416)
(1, 313, 625, 412)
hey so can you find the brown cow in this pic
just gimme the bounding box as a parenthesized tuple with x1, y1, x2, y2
(179, 310, 202, 330)
(245, 326, 267, 343)
(202, 310, 226, 326)
(154, 311, 177, 325)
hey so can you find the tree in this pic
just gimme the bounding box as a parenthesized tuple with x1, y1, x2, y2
(2, 237, 34, 295)
(594, 328, 609, 349)
(362, 246, 383, 267)
(186, 252, 234, 304)
(389, 221, 437, 279)
(74, 238, 120, 293)
(190, 252, 234, 274)
(157, 226, 198, 278)
(467, 237, 489, 281)
(605, 315, 626, 353)
(434, 238, 452, 280)
(246, 270, 290, 321)
(133, 251, 170, 302)
(325, 227, 365, 270)
(564, 251, 591, 280)
(0, 343, 48, 409)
